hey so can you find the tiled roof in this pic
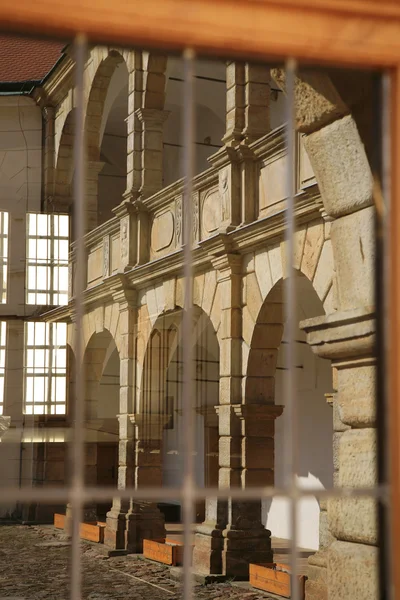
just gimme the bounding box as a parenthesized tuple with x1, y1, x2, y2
(0, 35, 65, 83)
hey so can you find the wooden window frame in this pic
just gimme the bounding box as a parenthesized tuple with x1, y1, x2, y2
(1, 0, 400, 593)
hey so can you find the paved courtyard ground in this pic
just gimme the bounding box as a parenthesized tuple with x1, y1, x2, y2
(0, 525, 274, 599)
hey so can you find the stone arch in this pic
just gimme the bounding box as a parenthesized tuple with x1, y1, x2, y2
(85, 48, 129, 162)
(245, 272, 334, 551)
(242, 228, 334, 377)
(52, 108, 75, 213)
(136, 305, 219, 520)
(83, 328, 120, 519)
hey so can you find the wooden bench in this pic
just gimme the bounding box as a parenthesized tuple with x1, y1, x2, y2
(250, 562, 307, 599)
(143, 538, 185, 566)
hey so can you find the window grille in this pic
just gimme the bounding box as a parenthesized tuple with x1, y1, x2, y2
(24, 321, 67, 415)
(26, 213, 69, 306)
(0, 6, 395, 600)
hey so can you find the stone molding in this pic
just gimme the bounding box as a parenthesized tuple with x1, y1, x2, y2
(300, 306, 375, 361)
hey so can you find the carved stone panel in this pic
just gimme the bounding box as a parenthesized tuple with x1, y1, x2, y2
(103, 235, 110, 278)
(175, 196, 182, 246)
(259, 155, 287, 216)
(151, 210, 175, 253)
(120, 215, 130, 268)
(201, 186, 221, 238)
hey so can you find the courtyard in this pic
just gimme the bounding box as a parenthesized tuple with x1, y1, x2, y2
(0, 525, 275, 599)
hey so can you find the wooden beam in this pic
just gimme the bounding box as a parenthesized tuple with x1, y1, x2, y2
(0, 0, 400, 68)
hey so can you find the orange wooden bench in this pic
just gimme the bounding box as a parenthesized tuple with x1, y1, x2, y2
(250, 562, 306, 599)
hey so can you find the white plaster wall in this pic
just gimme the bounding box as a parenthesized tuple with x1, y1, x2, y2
(264, 281, 333, 550)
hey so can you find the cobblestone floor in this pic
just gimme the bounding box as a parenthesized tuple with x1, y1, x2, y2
(0, 525, 274, 599)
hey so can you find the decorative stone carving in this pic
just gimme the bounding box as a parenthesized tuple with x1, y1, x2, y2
(219, 167, 230, 221)
(202, 187, 221, 235)
(175, 196, 182, 245)
(120, 215, 130, 265)
(103, 235, 110, 278)
(151, 210, 174, 252)
(193, 192, 200, 243)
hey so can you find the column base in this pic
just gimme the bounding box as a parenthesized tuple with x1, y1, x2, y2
(192, 523, 273, 579)
(192, 522, 224, 575)
(104, 509, 127, 549)
(125, 503, 166, 553)
(222, 527, 273, 579)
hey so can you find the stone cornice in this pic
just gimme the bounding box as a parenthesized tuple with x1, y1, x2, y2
(300, 306, 375, 362)
(58, 190, 323, 317)
(41, 55, 75, 106)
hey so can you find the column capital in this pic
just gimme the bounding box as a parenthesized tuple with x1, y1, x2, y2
(42, 105, 55, 123)
(112, 288, 137, 309)
(230, 403, 284, 421)
(211, 252, 242, 276)
(129, 413, 170, 439)
(135, 107, 169, 128)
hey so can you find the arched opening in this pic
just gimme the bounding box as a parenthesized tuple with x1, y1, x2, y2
(84, 329, 120, 520)
(163, 57, 226, 186)
(95, 58, 129, 224)
(140, 306, 219, 523)
(247, 273, 333, 551)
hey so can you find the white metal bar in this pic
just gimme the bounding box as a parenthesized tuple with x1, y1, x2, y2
(181, 47, 196, 600)
(70, 33, 87, 600)
(0, 484, 389, 503)
(284, 57, 299, 600)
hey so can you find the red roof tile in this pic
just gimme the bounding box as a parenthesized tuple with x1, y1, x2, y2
(0, 35, 65, 83)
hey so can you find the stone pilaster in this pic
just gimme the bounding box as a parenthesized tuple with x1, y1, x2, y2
(223, 62, 245, 147)
(242, 64, 270, 145)
(105, 289, 136, 549)
(42, 105, 56, 209)
(208, 149, 241, 233)
(136, 108, 168, 199)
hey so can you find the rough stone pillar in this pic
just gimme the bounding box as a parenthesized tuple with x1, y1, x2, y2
(86, 160, 105, 233)
(272, 66, 377, 600)
(123, 413, 167, 553)
(105, 290, 136, 549)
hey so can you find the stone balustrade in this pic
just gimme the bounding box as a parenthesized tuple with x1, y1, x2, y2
(68, 128, 316, 300)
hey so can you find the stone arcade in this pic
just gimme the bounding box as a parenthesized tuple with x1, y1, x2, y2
(0, 39, 376, 600)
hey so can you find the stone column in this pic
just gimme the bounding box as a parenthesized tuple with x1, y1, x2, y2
(124, 413, 167, 553)
(193, 252, 274, 578)
(105, 290, 136, 549)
